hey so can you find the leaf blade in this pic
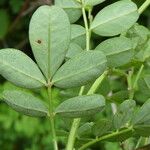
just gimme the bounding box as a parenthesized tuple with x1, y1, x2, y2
(55, 94, 105, 118)
(3, 90, 48, 117)
(91, 0, 139, 36)
(0, 49, 46, 89)
(52, 51, 107, 89)
(29, 5, 70, 79)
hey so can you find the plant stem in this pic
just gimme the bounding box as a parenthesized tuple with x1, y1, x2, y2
(47, 87, 58, 150)
(66, 1, 91, 149)
(66, 87, 84, 150)
(66, 118, 81, 150)
(128, 65, 144, 100)
(81, 0, 90, 51)
(127, 68, 134, 100)
(87, 70, 109, 95)
(138, 0, 150, 15)
(78, 127, 133, 150)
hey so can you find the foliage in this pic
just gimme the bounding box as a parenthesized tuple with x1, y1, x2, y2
(0, 0, 150, 150)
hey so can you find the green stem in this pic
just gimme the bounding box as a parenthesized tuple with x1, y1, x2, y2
(79, 127, 133, 150)
(138, 0, 150, 15)
(81, 0, 90, 51)
(66, 87, 84, 150)
(66, 1, 91, 149)
(133, 64, 144, 89)
(128, 65, 144, 100)
(47, 87, 58, 150)
(127, 68, 134, 100)
(87, 70, 109, 95)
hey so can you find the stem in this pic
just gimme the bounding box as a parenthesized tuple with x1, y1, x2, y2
(87, 70, 109, 95)
(79, 127, 133, 150)
(81, 0, 90, 51)
(66, 118, 81, 150)
(66, 87, 84, 150)
(66, 1, 91, 149)
(47, 87, 58, 150)
(128, 65, 144, 100)
(127, 68, 134, 100)
(133, 64, 144, 89)
(138, 0, 150, 15)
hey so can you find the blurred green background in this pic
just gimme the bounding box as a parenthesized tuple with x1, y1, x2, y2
(0, 0, 149, 150)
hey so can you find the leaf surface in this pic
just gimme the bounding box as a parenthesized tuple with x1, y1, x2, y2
(29, 5, 70, 79)
(0, 49, 46, 89)
(3, 90, 48, 117)
(55, 94, 105, 118)
(95, 37, 133, 67)
(52, 51, 107, 89)
(55, 0, 82, 23)
(91, 0, 139, 36)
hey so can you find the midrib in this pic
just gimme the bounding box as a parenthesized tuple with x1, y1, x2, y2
(91, 8, 137, 29)
(53, 60, 106, 83)
(0, 61, 45, 85)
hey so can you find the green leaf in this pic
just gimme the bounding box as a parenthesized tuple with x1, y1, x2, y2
(95, 37, 134, 67)
(54, 0, 82, 23)
(55, 94, 105, 118)
(71, 24, 86, 49)
(113, 100, 136, 129)
(78, 122, 94, 137)
(92, 119, 112, 136)
(0, 49, 46, 89)
(132, 99, 150, 125)
(3, 90, 48, 117)
(29, 5, 70, 79)
(84, 0, 105, 7)
(109, 90, 129, 103)
(138, 75, 150, 96)
(0, 9, 10, 39)
(91, 0, 139, 36)
(52, 51, 107, 89)
(66, 43, 83, 60)
(134, 124, 150, 137)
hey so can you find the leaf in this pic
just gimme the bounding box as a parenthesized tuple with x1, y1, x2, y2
(113, 100, 136, 129)
(0, 9, 10, 39)
(3, 90, 49, 117)
(91, 0, 139, 36)
(52, 51, 107, 89)
(92, 119, 112, 136)
(134, 124, 150, 137)
(84, 0, 105, 7)
(55, 94, 105, 118)
(0, 49, 46, 89)
(109, 90, 129, 103)
(138, 75, 150, 96)
(29, 5, 70, 79)
(71, 24, 86, 49)
(55, 0, 82, 23)
(132, 99, 150, 125)
(78, 122, 94, 137)
(95, 37, 134, 67)
(66, 43, 83, 60)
